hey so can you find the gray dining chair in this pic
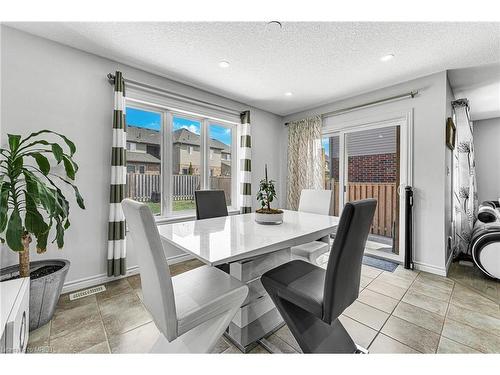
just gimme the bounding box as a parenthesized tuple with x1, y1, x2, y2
(291, 189, 333, 264)
(122, 198, 248, 353)
(262, 199, 377, 353)
(195, 190, 228, 220)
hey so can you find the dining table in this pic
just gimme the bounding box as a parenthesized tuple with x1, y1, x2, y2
(157, 209, 339, 352)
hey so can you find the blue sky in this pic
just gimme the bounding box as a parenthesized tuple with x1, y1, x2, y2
(322, 138, 329, 156)
(126, 107, 231, 145)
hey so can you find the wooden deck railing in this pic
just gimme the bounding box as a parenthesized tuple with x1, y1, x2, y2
(126, 173, 232, 204)
(325, 180, 397, 238)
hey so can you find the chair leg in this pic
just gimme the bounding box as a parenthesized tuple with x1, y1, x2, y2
(268, 293, 358, 353)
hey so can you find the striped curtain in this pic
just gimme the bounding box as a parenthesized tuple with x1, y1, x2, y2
(239, 111, 252, 213)
(107, 71, 127, 276)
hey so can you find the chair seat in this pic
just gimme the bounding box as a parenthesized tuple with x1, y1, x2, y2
(261, 260, 325, 319)
(172, 265, 247, 336)
(291, 241, 329, 259)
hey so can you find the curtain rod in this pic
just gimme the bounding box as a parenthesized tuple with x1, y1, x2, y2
(107, 73, 241, 116)
(284, 90, 418, 126)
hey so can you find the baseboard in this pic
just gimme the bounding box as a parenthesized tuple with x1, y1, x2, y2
(412, 261, 447, 276)
(61, 253, 195, 294)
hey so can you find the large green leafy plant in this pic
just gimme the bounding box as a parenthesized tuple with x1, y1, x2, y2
(0, 131, 85, 277)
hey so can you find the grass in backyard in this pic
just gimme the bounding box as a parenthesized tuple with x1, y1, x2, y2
(145, 200, 196, 214)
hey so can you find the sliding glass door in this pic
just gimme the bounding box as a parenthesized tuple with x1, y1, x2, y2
(323, 118, 410, 262)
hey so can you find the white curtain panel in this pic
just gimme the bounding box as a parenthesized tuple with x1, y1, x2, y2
(286, 116, 324, 210)
(453, 99, 478, 255)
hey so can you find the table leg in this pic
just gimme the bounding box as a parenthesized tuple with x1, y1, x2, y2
(223, 248, 291, 352)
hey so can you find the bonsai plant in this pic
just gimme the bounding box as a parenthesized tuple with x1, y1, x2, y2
(0, 130, 85, 330)
(255, 164, 283, 224)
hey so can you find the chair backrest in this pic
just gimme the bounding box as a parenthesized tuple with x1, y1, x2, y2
(322, 199, 377, 324)
(195, 190, 228, 220)
(121, 199, 178, 341)
(298, 189, 332, 215)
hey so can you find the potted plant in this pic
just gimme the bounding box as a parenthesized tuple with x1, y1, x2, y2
(0, 130, 85, 331)
(255, 164, 283, 224)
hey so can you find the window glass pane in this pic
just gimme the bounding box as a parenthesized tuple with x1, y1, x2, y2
(209, 124, 232, 206)
(322, 135, 340, 215)
(172, 116, 201, 212)
(125, 107, 162, 215)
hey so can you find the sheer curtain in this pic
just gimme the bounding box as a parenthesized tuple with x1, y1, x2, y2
(286, 116, 323, 210)
(452, 99, 478, 256)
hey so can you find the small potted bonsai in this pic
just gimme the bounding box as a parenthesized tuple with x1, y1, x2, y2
(0, 130, 85, 330)
(255, 164, 283, 224)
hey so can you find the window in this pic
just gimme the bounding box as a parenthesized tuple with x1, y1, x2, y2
(321, 135, 340, 216)
(125, 103, 237, 217)
(208, 123, 233, 206)
(125, 107, 162, 215)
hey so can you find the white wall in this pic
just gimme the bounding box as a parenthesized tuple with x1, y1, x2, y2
(0, 26, 283, 291)
(282, 71, 450, 275)
(475, 117, 500, 203)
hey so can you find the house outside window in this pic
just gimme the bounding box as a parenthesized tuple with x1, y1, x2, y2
(124, 103, 237, 217)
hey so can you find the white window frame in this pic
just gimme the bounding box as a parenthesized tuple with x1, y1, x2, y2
(125, 99, 239, 221)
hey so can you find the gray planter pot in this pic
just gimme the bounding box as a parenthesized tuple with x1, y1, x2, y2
(0, 259, 70, 331)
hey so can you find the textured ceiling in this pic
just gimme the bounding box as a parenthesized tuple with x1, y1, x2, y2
(7, 22, 500, 116)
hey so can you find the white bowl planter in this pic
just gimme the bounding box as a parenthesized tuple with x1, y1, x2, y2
(255, 211, 284, 225)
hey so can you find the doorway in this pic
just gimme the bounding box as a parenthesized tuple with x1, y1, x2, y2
(322, 117, 411, 262)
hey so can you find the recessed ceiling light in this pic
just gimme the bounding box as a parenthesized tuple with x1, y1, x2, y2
(218, 60, 230, 68)
(284, 92, 293, 97)
(380, 54, 395, 62)
(266, 21, 283, 31)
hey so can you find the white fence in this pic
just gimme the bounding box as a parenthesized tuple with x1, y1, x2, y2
(126, 173, 231, 203)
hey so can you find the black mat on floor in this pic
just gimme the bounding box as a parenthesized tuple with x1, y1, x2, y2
(362, 255, 398, 272)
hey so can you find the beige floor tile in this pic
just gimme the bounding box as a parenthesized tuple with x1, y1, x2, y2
(446, 303, 500, 337)
(393, 301, 444, 334)
(358, 289, 399, 314)
(450, 284, 500, 319)
(366, 279, 407, 300)
(55, 293, 97, 312)
(109, 321, 160, 353)
(169, 263, 189, 276)
(437, 337, 481, 354)
(416, 272, 454, 290)
(79, 341, 110, 354)
(409, 278, 453, 302)
(26, 322, 51, 353)
(441, 318, 500, 353)
(338, 315, 378, 349)
(392, 266, 420, 282)
(274, 325, 301, 352)
(263, 334, 297, 353)
(99, 291, 152, 337)
(381, 316, 440, 353)
(368, 333, 419, 354)
(376, 272, 414, 289)
(360, 275, 374, 289)
(51, 299, 102, 340)
(401, 289, 448, 316)
(343, 301, 390, 330)
(96, 278, 134, 302)
(49, 318, 107, 353)
(249, 344, 270, 354)
(127, 274, 141, 290)
(211, 336, 231, 353)
(361, 265, 383, 279)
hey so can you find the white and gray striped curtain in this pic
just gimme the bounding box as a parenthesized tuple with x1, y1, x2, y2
(107, 71, 127, 276)
(452, 99, 478, 255)
(286, 116, 323, 210)
(239, 111, 252, 213)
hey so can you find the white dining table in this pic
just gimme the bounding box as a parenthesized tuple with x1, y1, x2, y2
(157, 209, 339, 352)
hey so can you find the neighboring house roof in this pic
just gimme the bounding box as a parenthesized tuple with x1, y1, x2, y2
(173, 128, 230, 152)
(127, 125, 231, 152)
(127, 151, 161, 164)
(127, 125, 161, 145)
(326, 126, 397, 158)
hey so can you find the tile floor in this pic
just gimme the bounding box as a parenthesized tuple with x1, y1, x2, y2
(26, 257, 500, 354)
